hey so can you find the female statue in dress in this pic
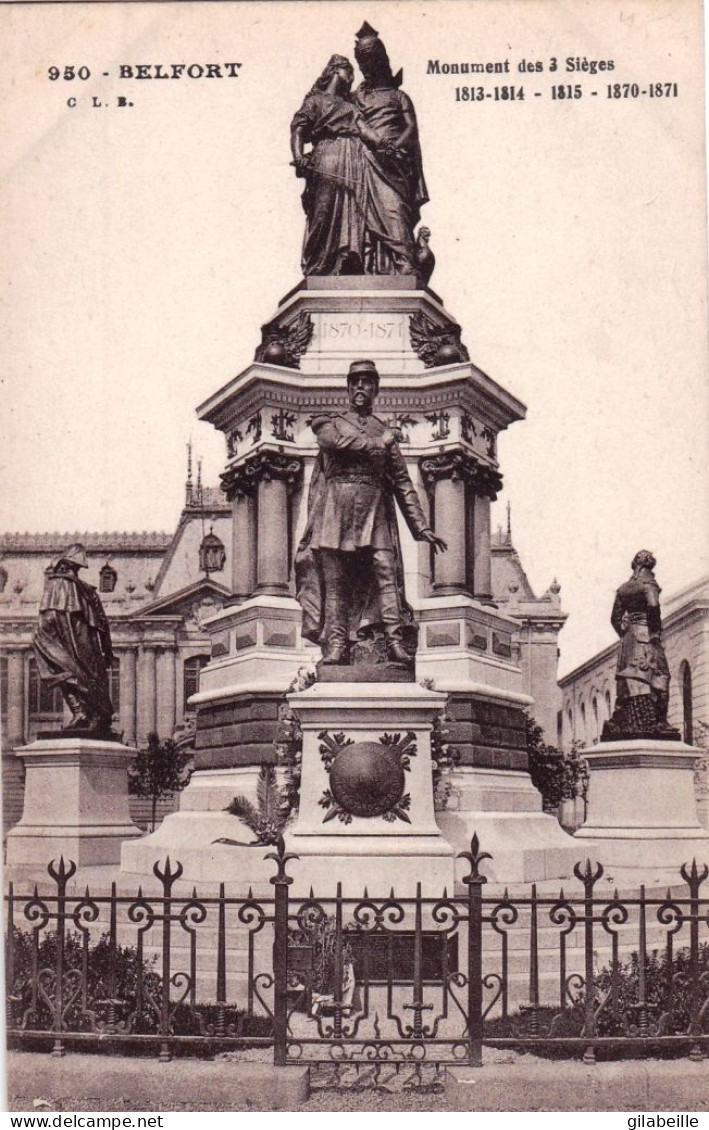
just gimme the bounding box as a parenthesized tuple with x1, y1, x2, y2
(602, 550, 679, 741)
(290, 55, 366, 276)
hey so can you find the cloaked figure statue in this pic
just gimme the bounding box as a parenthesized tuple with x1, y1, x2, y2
(602, 550, 681, 742)
(32, 543, 115, 735)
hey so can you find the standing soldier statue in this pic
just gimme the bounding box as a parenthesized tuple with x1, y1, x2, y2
(32, 543, 115, 735)
(296, 359, 446, 668)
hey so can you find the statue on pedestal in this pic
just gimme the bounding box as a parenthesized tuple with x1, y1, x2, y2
(602, 550, 681, 742)
(295, 359, 446, 672)
(32, 543, 115, 735)
(290, 23, 429, 279)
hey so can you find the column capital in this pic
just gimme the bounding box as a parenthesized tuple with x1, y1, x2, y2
(419, 449, 502, 500)
(221, 449, 304, 500)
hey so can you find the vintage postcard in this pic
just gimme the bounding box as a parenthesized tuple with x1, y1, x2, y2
(1, 0, 708, 1117)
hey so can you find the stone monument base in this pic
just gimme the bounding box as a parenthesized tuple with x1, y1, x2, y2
(437, 766, 584, 883)
(285, 680, 457, 895)
(574, 739, 709, 873)
(6, 737, 141, 870)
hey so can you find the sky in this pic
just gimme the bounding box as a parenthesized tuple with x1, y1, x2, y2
(0, 0, 707, 677)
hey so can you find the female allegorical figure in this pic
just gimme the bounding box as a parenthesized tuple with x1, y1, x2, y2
(290, 55, 367, 276)
(603, 550, 679, 741)
(352, 22, 428, 276)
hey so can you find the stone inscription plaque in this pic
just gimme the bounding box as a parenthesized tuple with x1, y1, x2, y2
(313, 313, 408, 353)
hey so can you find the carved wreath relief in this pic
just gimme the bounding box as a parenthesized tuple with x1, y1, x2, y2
(317, 730, 417, 825)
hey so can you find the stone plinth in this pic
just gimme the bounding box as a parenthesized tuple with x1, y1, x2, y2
(437, 766, 583, 884)
(574, 739, 709, 871)
(286, 680, 456, 895)
(6, 737, 141, 869)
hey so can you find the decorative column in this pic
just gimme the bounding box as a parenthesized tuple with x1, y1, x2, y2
(121, 647, 138, 745)
(6, 649, 26, 747)
(137, 645, 157, 743)
(230, 490, 256, 599)
(222, 450, 303, 599)
(472, 494, 493, 602)
(156, 646, 177, 739)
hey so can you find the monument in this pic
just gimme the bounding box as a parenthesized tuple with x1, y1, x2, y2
(121, 24, 580, 889)
(7, 544, 140, 868)
(575, 552, 708, 874)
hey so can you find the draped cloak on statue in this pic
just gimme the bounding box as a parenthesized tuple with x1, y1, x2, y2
(33, 558, 114, 725)
(291, 90, 366, 277)
(352, 82, 428, 274)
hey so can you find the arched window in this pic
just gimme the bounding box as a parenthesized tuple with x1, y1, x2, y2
(680, 661, 693, 745)
(605, 690, 612, 719)
(28, 657, 63, 720)
(0, 566, 7, 594)
(580, 702, 587, 743)
(184, 655, 209, 707)
(592, 697, 599, 742)
(567, 708, 573, 740)
(109, 657, 121, 715)
(99, 563, 118, 593)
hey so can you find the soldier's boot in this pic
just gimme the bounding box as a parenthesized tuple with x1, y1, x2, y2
(63, 689, 90, 729)
(320, 552, 350, 665)
(379, 587, 412, 666)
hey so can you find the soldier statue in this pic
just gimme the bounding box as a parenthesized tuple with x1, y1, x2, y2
(296, 359, 446, 667)
(32, 543, 115, 735)
(602, 550, 681, 741)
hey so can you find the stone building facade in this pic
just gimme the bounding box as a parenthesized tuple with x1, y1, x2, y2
(558, 575, 709, 750)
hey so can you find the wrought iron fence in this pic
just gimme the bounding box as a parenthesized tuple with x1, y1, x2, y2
(5, 836, 709, 1068)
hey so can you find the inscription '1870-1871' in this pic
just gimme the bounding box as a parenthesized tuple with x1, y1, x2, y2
(319, 319, 405, 343)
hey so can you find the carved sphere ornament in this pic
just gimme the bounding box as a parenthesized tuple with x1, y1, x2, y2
(329, 742, 406, 818)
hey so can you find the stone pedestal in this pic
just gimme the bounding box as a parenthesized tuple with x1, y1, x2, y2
(437, 766, 583, 884)
(286, 681, 456, 895)
(574, 739, 709, 872)
(6, 737, 141, 869)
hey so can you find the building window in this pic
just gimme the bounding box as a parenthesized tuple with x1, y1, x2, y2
(28, 658, 64, 719)
(99, 563, 118, 593)
(0, 567, 7, 594)
(680, 661, 693, 745)
(199, 530, 226, 575)
(580, 702, 587, 744)
(184, 655, 209, 707)
(604, 690, 612, 719)
(592, 697, 599, 742)
(109, 657, 121, 715)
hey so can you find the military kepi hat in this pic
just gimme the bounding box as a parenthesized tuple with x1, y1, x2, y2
(347, 359, 380, 385)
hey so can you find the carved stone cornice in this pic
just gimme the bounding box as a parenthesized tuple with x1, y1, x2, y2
(419, 450, 503, 500)
(221, 451, 304, 500)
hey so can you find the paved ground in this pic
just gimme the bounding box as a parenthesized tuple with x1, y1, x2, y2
(7, 1048, 709, 1113)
